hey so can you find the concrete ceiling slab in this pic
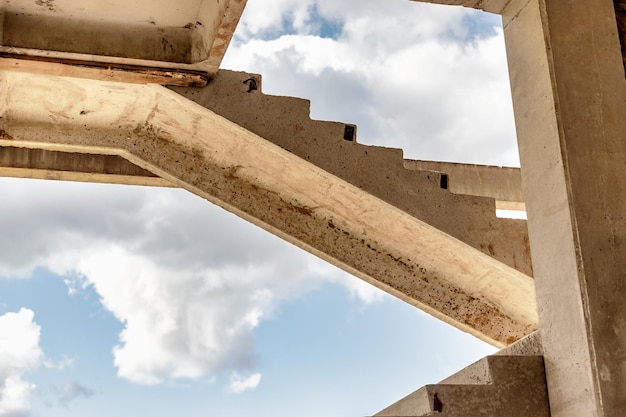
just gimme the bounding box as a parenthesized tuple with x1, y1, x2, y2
(0, 0, 246, 80)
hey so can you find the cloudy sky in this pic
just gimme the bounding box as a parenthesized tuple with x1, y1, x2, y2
(0, 1, 519, 416)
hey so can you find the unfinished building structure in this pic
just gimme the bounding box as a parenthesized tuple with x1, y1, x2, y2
(0, 0, 624, 415)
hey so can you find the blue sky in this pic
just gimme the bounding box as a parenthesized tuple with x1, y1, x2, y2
(0, 1, 516, 416)
(0, 261, 493, 417)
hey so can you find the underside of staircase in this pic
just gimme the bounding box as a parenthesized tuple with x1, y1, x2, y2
(0, 69, 538, 348)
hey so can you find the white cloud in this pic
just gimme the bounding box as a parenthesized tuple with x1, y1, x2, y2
(0, 309, 42, 417)
(496, 209, 527, 219)
(234, 0, 315, 39)
(0, 177, 371, 386)
(0, 180, 345, 385)
(306, 259, 386, 305)
(69, 247, 276, 385)
(342, 279, 386, 305)
(223, 1, 518, 166)
(43, 355, 75, 371)
(57, 381, 95, 404)
(225, 372, 262, 394)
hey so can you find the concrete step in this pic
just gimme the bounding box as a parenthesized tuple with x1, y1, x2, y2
(170, 70, 533, 279)
(374, 355, 550, 417)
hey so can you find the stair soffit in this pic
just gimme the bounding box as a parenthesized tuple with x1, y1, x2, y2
(0, 71, 539, 347)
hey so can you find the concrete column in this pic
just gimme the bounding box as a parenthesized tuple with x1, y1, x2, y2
(503, 0, 626, 416)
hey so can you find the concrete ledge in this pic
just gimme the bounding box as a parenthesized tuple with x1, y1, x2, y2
(404, 160, 525, 211)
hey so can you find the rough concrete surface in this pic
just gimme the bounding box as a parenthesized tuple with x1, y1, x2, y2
(0, 0, 247, 76)
(503, 0, 626, 415)
(375, 355, 550, 417)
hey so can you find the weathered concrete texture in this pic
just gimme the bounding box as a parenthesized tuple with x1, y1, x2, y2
(503, 0, 626, 415)
(0, 0, 247, 77)
(0, 146, 171, 187)
(0, 71, 538, 346)
(375, 355, 550, 417)
(170, 71, 533, 279)
(495, 330, 542, 356)
(404, 160, 524, 211)
(0, 57, 209, 87)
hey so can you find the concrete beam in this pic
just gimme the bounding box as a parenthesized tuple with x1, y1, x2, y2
(0, 146, 172, 187)
(0, 56, 209, 87)
(404, 160, 525, 211)
(503, 0, 626, 414)
(0, 71, 538, 346)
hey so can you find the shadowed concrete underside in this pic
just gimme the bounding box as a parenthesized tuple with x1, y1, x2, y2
(0, 0, 247, 82)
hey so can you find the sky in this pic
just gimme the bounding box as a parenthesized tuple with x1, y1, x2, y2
(0, 1, 520, 416)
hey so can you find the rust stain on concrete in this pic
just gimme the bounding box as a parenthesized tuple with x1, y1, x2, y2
(0, 130, 14, 140)
(34, 0, 56, 12)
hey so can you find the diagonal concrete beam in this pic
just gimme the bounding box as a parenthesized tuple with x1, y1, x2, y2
(0, 71, 537, 346)
(171, 71, 533, 278)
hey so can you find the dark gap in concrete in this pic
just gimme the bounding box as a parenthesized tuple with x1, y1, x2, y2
(440, 174, 449, 190)
(343, 125, 355, 142)
(433, 392, 444, 412)
(615, 0, 626, 74)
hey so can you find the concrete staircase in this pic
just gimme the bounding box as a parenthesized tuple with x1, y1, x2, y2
(1, 69, 533, 277)
(374, 355, 550, 417)
(0, 70, 538, 346)
(170, 70, 532, 278)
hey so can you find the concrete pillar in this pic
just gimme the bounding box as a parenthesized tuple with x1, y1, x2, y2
(503, 0, 626, 416)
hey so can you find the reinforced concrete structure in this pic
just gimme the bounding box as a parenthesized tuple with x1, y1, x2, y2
(0, 0, 624, 416)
